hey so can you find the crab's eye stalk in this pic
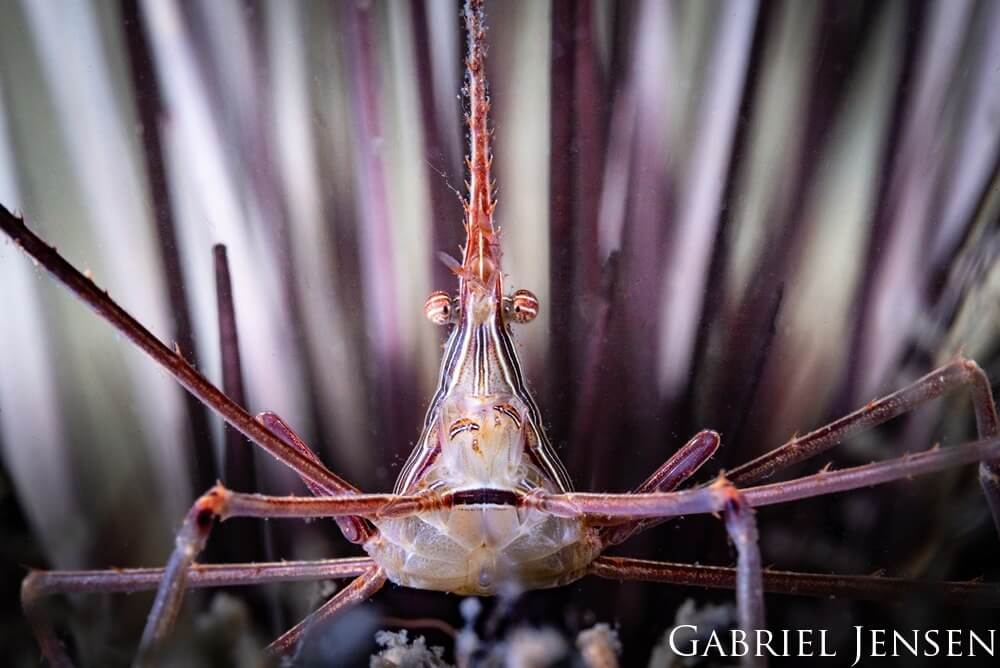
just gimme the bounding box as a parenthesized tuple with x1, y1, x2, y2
(424, 291, 456, 325)
(506, 289, 539, 324)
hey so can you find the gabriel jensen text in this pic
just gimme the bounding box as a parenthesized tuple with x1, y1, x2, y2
(665, 626, 996, 664)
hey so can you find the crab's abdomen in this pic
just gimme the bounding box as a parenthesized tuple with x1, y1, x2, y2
(365, 504, 600, 595)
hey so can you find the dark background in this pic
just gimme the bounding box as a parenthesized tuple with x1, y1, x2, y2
(1, 1, 998, 666)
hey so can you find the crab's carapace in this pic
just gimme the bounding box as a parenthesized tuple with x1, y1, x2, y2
(365, 0, 592, 595)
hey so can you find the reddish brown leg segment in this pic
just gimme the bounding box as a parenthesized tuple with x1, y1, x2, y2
(21, 558, 373, 667)
(256, 411, 371, 543)
(267, 566, 388, 657)
(634, 430, 721, 494)
(589, 557, 1000, 606)
(722, 357, 1000, 536)
(128, 484, 420, 661)
(20, 591, 72, 668)
(533, 436, 1000, 520)
(216, 488, 432, 520)
(602, 430, 720, 546)
(255, 411, 357, 496)
(726, 358, 998, 485)
(137, 488, 227, 662)
(719, 485, 766, 668)
(0, 208, 359, 496)
(586, 430, 1000, 663)
(606, 474, 766, 667)
(23, 558, 373, 596)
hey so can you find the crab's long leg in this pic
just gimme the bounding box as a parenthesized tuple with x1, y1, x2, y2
(601, 430, 720, 545)
(266, 566, 387, 657)
(718, 485, 765, 668)
(23, 558, 374, 596)
(0, 207, 367, 524)
(634, 430, 721, 493)
(136, 488, 229, 660)
(721, 357, 1000, 533)
(606, 360, 1000, 546)
(256, 411, 372, 543)
(589, 557, 1000, 607)
(569, 439, 1000, 661)
(604, 473, 767, 667)
(530, 436, 1000, 519)
(21, 558, 374, 668)
(133, 484, 421, 660)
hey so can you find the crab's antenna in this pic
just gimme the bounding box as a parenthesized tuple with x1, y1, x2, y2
(460, 0, 501, 295)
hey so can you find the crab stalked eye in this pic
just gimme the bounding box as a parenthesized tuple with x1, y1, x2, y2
(506, 289, 539, 324)
(424, 291, 456, 325)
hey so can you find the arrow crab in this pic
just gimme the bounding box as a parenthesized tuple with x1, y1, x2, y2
(3, 1, 1000, 666)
